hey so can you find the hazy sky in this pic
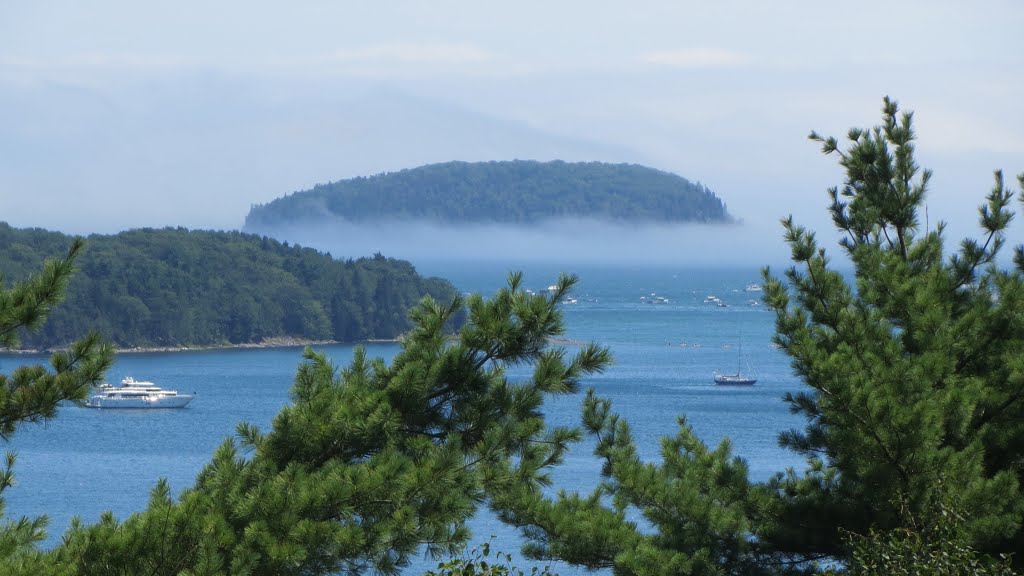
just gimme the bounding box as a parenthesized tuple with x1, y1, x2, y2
(2, 1, 1022, 266)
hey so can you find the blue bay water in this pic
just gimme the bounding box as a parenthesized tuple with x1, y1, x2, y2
(2, 264, 808, 574)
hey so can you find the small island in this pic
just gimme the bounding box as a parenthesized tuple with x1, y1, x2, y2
(243, 160, 734, 230)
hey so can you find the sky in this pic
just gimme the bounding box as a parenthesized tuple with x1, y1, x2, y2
(1, 1, 1022, 266)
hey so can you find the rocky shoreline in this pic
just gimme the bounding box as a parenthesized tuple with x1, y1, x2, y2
(115, 336, 344, 354)
(4, 336, 587, 356)
(3, 336, 402, 355)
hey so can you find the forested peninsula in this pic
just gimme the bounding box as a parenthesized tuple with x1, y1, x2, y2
(243, 160, 732, 230)
(0, 224, 460, 350)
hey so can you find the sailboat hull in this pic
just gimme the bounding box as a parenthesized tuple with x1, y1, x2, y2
(714, 373, 757, 385)
(715, 318, 757, 385)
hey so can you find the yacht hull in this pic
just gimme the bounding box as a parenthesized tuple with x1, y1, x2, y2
(83, 377, 193, 409)
(84, 395, 193, 409)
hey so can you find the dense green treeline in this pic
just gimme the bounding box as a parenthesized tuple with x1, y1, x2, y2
(0, 224, 460, 349)
(244, 160, 732, 229)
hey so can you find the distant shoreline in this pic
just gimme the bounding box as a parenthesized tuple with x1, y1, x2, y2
(115, 337, 346, 354)
(1, 337, 401, 356)
(2, 336, 588, 356)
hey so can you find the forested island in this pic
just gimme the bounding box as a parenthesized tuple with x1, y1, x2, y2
(243, 160, 732, 230)
(0, 223, 460, 350)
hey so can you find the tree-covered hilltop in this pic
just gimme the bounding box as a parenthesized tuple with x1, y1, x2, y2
(243, 160, 732, 230)
(0, 224, 460, 349)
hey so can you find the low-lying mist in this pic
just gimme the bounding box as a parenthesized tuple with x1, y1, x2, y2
(250, 218, 793, 269)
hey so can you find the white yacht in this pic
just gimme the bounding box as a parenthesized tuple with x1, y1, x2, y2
(84, 377, 193, 409)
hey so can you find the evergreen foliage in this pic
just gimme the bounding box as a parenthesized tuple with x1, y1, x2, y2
(490, 389, 782, 576)
(243, 160, 732, 229)
(488, 98, 1024, 574)
(424, 539, 559, 576)
(0, 270, 610, 575)
(834, 509, 1018, 576)
(0, 225, 460, 349)
(762, 98, 1024, 561)
(0, 238, 114, 571)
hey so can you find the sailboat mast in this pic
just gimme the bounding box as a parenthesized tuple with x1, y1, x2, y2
(713, 306, 757, 385)
(737, 334, 742, 374)
(736, 321, 743, 374)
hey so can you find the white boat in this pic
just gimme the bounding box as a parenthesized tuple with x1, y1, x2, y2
(744, 283, 763, 292)
(642, 294, 669, 304)
(84, 377, 193, 409)
(714, 332, 757, 385)
(713, 371, 757, 385)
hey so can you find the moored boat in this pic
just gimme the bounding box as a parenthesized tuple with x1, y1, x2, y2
(84, 377, 193, 409)
(713, 371, 757, 385)
(714, 329, 757, 385)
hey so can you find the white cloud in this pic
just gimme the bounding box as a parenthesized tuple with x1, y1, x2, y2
(640, 48, 752, 69)
(330, 43, 492, 65)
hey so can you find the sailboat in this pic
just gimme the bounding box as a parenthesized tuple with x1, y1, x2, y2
(714, 330, 757, 385)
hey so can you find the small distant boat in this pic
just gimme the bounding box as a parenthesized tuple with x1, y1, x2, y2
(642, 294, 669, 304)
(744, 283, 763, 292)
(713, 371, 757, 385)
(84, 377, 193, 409)
(714, 330, 757, 385)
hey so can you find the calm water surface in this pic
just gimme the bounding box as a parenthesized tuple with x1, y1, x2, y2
(2, 264, 808, 574)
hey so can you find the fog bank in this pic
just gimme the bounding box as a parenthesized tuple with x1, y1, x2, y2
(250, 218, 794, 269)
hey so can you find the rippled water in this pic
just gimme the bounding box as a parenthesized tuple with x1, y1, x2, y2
(2, 264, 808, 574)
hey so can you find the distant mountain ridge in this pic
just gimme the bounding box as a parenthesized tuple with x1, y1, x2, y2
(244, 160, 733, 230)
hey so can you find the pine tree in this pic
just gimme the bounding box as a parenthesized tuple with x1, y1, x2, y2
(488, 98, 1024, 574)
(762, 97, 1024, 561)
(41, 272, 611, 575)
(0, 237, 114, 574)
(490, 389, 775, 576)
